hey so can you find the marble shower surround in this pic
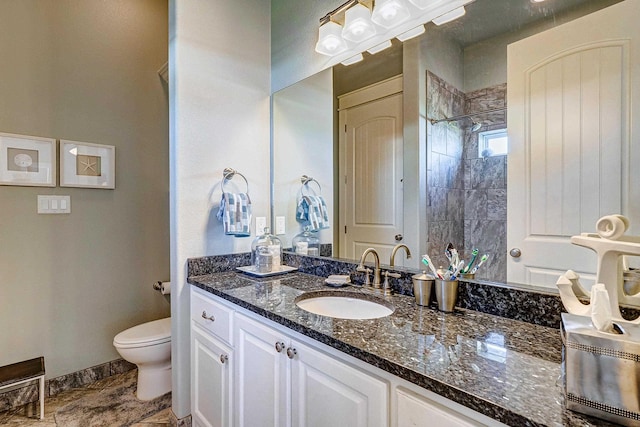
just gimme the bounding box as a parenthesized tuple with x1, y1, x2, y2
(463, 83, 508, 283)
(427, 71, 508, 283)
(426, 71, 466, 269)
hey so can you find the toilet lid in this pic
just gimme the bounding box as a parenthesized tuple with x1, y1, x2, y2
(113, 317, 171, 348)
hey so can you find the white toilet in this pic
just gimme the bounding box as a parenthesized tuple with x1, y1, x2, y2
(113, 317, 171, 400)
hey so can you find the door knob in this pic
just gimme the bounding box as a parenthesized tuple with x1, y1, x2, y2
(220, 354, 228, 364)
(509, 248, 522, 258)
(275, 342, 285, 353)
(395, 234, 403, 241)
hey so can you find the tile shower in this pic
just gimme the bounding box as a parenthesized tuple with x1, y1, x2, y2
(427, 71, 507, 282)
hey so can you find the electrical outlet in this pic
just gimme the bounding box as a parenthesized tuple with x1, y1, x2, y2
(255, 216, 267, 235)
(275, 216, 286, 235)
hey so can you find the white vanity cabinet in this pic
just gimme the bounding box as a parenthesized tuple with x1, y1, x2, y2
(235, 312, 388, 427)
(190, 286, 506, 427)
(191, 288, 235, 427)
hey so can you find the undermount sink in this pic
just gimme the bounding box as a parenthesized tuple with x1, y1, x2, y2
(295, 291, 394, 320)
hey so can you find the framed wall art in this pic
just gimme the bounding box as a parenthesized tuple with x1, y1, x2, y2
(60, 140, 115, 189)
(0, 132, 57, 187)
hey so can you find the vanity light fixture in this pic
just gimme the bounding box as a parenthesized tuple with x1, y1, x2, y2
(367, 40, 393, 54)
(396, 25, 425, 41)
(342, 3, 377, 42)
(371, 0, 411, 28)
(315, 21, 349, 56)
(341, 53, 365, 65)
(432, 6, 466, 25)
(315, 0, 475, 66)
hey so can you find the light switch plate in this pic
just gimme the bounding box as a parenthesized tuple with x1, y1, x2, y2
(38, 195, 71, 214)
(255, 216, 267, 235)
(275, 216, 286, 235)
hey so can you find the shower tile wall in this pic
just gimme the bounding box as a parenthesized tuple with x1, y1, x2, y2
(426, 71, 465, 268)
(463, 84, 507, 282)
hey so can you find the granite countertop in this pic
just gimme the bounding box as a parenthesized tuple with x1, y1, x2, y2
(188, 271, 615, 427)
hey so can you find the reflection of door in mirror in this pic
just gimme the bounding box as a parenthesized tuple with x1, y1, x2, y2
(338, 76, 406, 264)
(507, 0, 640, 291)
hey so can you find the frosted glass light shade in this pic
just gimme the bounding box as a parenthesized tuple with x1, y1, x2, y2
(408, 0, 433, 9)
(371, 0, 411, 29)
(367, 40, 392, 54)
(432, 6, 466, 25)
(341, 53, 364, 66)
(396, 25, 425, 41)
(342, 3, 376, 42)
(315, 21, 348, 56)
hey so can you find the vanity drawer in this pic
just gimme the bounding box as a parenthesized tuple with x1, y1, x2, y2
(191, 287, 234, 345)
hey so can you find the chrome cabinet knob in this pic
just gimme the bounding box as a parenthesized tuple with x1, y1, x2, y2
(509, 248, 522, 258)
(395, 234, 403, 241)
(286, 347, 297, 359)
(220, 354, 228, 364)
(275, 342, 285, 353)
(201, 311, 215, 322)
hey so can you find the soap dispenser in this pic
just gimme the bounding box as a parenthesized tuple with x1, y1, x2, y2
(292, 226, 320, 256)
(251, 227, 283, 273)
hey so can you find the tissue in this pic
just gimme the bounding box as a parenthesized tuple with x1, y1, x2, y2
(154, 281, 171, 295)
(591, 283, 613, 333)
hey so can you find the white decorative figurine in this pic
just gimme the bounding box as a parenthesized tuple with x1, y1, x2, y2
(557, 215, 640, 323)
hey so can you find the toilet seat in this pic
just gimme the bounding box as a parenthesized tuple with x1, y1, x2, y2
(113, 317, 171, 349)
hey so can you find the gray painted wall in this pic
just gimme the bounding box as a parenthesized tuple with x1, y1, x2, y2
(0, 1, 170, 379)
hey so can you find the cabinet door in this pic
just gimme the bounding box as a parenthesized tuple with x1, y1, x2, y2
(235, 314, 289, 427)
(396, 388, 477, 427)
(192, 324, 233, 427)
(291, 340, 389, 427)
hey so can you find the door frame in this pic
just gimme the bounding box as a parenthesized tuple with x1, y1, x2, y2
(338, 75, 415, 261)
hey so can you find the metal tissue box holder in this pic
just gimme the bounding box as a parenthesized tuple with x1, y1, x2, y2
(562, 312, 640, 426)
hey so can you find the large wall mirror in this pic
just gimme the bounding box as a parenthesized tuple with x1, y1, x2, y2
(273, 0, 639, 295)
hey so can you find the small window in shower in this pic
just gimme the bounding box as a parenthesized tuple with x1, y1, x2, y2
(478, 129, 508, 157)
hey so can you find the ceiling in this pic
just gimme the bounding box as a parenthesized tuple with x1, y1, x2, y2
(433, 0, 623, 47)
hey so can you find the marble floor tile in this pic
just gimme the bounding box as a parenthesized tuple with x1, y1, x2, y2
(0, 369, 170, 427)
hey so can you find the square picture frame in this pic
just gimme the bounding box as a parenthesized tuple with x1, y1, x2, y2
(0, 132, 57, 187)
(60, 140, 115, 189)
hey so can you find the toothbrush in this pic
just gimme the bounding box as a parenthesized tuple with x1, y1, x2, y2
(470, 254, 489, 274)
(451, 260, 466, 280)
(449, 248, 459, 271)
(422, 255, 442, 279)
(444, 243, 454, 264)
(462, 249, 479, 273)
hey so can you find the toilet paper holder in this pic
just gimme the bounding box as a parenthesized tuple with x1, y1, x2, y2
(153, 281, 171, 295)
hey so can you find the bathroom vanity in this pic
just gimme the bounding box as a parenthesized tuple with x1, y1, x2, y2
(188, 270, 611, 427)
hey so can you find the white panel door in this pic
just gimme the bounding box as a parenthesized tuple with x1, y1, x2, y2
(507, 0, 640, 288)
(340, 92, 404, 263)
(291, 340, 388, 427)
(235, 314, 289, 427)
(192, 324, 233, 427)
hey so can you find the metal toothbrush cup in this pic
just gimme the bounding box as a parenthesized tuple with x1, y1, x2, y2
(435, 278, 459, 312)
(412, 273, 434, 306)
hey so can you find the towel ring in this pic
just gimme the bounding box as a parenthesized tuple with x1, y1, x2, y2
(222, 168, 249, 193)
(301, 175, 321, 195)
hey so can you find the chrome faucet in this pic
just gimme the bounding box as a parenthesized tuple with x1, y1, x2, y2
(390, 244, 412, 267)
(357, 248, 382, 289)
